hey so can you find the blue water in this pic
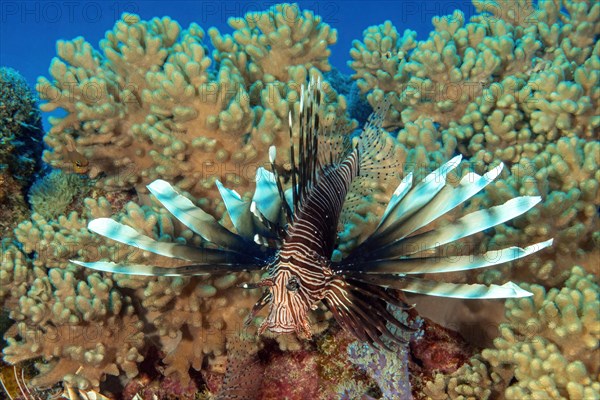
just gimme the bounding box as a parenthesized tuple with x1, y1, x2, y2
(0, 0, 476, 131)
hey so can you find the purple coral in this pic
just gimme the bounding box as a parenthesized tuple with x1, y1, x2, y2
(347, 341, 412, 400)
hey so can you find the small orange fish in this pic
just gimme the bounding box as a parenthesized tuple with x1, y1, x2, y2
(64, 136, 89, 174)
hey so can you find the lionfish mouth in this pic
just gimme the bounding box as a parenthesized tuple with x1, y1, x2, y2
(259, 305, 312, 338)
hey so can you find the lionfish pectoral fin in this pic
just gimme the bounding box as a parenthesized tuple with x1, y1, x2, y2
(215, 180, 254, 239)
(354, 155, 463, 253)
(379, 162, 505, 243)
(250, 203, 285, 244)
(69, 260, 256, 276)
(402, 278, 534, 299)
(324, 278, 411, 347)
(253, 168, 284, 224)
(147, 179, 259, 254)
(342, 239, 554, 275)
(352, 274, 534, 299)
(84, 217, 263, 266)
(268, 146, 295, 225)
(369, 196, 544, 260)
(376, 172, 413, 229)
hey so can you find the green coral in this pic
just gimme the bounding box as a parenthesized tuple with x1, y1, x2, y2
(0, 67, 44, 237)
(28, 169, 89, 219)
(0, 67, 43, 183)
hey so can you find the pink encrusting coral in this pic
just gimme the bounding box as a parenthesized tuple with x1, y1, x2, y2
(0, 1, 598, 399)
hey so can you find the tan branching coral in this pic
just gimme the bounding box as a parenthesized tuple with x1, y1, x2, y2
(0, 241, 34, 306)
(424, 356, 501, 399)
(38, 7, 352, 217)
(3, 1, 598, 396)
(482, 266, 600, 399)
(2, 269, 145, 390)
(209, 3, 337, 83)
(351, 0, 599, 285)
(425, 266, 600, 400)
(474, 137, 599, 284)
(350, 10, 540, 128)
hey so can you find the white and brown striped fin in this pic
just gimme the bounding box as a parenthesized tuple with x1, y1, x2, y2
(355, 155, 462, 253)
(340, 239, 553, 275)
(372, 161, 502, 249)
(83, 218, 263, 266)
(216, 168, 285, 246)
(253, 167, 284, 224)
(69, 260, 254, 276)
(283, 78, 353, 215)
(349, 274, 534, 299)
(368, 196, 544, 260)
(147, 179, 263, 255)
(378, 172, 413, 225)
(216, 180, 255, 239)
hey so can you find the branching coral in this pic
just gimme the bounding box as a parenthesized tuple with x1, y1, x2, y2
(475, 137, 599, 284)
(7, 196, 235, 385)
(350, 10, 540, 129)
(351, 0, 599, 284)
(423, 356, 501, 400)
(209, 3, 337, 83)
(2, 269, 145, 390)
(38, 6, 353, 217)
(2, 1, 598, 397)
(0, 241, 34, 307)
(425, 266, 600, 399)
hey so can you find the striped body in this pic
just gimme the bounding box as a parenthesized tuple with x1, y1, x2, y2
(260, 149, 360, 337)
(73, 77, 553, 348)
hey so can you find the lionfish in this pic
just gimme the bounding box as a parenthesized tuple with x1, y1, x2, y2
(72, 78, 552, 348)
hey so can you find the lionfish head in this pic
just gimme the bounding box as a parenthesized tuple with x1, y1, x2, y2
(256, 270, 314, 339)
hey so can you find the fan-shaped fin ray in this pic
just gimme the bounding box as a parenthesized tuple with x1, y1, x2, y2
(147, 180, 260, 254)
(351, 274, 534, 299)
(87, 218, 261, 265)
(341, 239, 553, 275)
(352, 156, 462, 255)
(215, 180, 254, 239)
(382, 163, 504, 242)
(253, 167, 283, 223)
(377, 155, 462, 233)
(371, 196, 543, 260)
(269, 145, 295, 225)
(70, 260, 257, 276)
(324, 278, 411, 348)
(250, 202, 285, 244)
(376, 172, 413, 229)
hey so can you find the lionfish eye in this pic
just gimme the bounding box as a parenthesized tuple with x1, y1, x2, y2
(286, 276, 299, 291)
